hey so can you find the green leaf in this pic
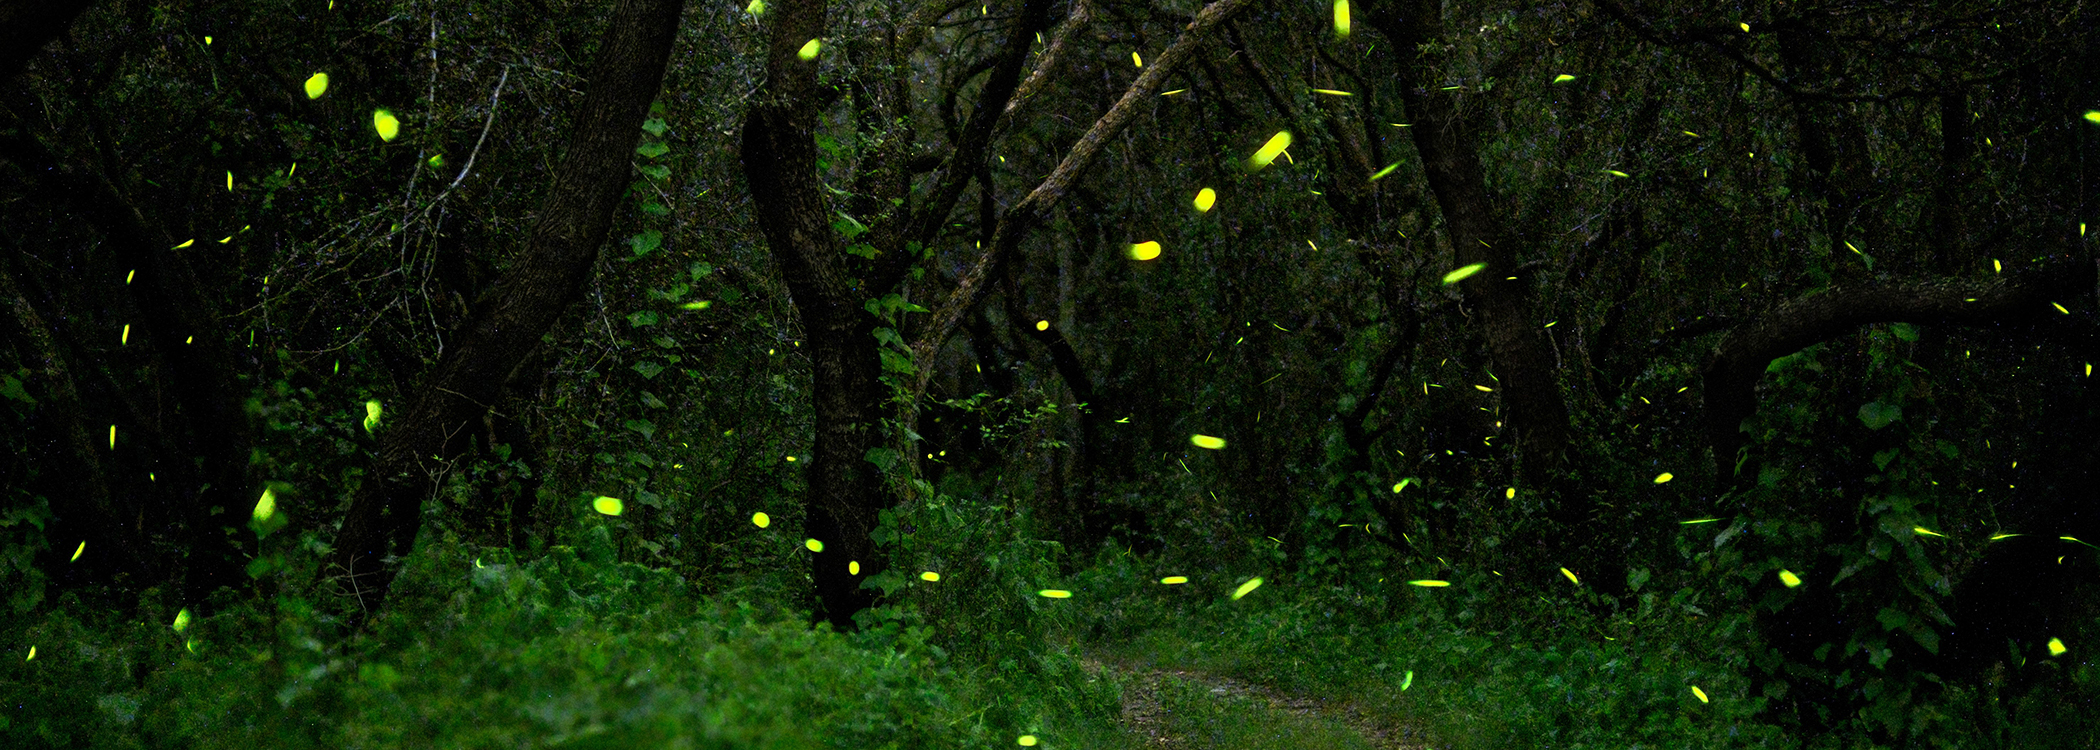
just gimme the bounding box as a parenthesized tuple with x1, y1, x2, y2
(0, 375, 34, 404)
(637, 164, 671, 180)
(1890, 322, 1919, 342)
(628, 230, 663, 257)
(640, 200, 670, 216)
(879, 347, 917, 374)
(864, 447, 902, 470)
(641, 118, 667, 136)
(632, 360, 665, 379)
(1857, 401, 1902, 430)
(624, 419, 657, 440)
(833, 211, 868, 238)
(627, 310, 660, 328)
(634, 141, 670, 158)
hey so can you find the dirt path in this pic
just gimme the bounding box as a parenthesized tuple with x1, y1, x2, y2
(1080, 652, 1433, 749)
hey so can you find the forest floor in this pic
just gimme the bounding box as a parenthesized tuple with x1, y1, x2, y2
(1081, 650, 1435, 749)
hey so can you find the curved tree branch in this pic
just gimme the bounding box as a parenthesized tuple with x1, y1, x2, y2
(1702, 257, 2100, 477)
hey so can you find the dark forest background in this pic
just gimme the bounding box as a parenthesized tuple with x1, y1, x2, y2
(3, 0, 2098, 746)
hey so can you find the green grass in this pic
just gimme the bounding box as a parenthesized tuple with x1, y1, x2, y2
(1, 532, 1130, 749)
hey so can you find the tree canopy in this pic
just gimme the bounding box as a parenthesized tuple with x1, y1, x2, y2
(4, 0, 2099, 745)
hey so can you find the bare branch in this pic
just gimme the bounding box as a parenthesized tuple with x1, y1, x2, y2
(908, 0, 1259, 391)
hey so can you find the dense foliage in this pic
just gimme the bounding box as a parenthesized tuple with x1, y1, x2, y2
(5, 0, 2099, 746)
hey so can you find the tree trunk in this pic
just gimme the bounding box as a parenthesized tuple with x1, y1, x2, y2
(1368, 0, 1573, 490)
(323, 0, 686, 626)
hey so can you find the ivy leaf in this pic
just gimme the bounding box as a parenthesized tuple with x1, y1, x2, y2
(641, 118, 667, 136)
(632, 360, 664, 379)
(637, 164, 671, 180)
(635, 141, 670, 158)
(1857, 401, 1902, 430)
(628, 230, 663, 257)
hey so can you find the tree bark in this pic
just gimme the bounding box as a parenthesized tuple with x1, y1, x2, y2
(1367, 0, 1573, 490)
(323, 0, 686, 626)
(1703, 257, 2100, 481)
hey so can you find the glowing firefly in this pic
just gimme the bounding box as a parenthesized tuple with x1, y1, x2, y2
(1231, 577, 1263, 600)
(1247, 131, 1293, 171)
(373, 109, 400, 141)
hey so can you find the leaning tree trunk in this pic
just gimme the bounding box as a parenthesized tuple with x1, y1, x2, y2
(323, 0, 686, 626)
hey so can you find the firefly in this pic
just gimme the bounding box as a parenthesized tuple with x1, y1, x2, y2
(1129, 241, 1162, 260)
(1193, 188, 1216, 212)
(1231, 577, 1263, 600)
(1779, 569, 1803, 588)
(592, 496, 623, 516)
(1407, 580, 1450, 587)
(373, 109, 401, 141)
(305, 73, 329, 99)
(1552, 74, 1576, 83)
(798, 39, 821, 60)
(1654, 472, 1674, 483)
(1442, 263, 1486, 284)
(1160, 576, 1188, 584)
(751, 512, 770, 528)
(1334, 0, 1350, 37)
(921, 571, 941, 581)
(1247, 131, 1293, 171)
(1190, 434, 1226, 449)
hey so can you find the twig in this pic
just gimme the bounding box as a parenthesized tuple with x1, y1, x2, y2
(449, 65, 510, 191)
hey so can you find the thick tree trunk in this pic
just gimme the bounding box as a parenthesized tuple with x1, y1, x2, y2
(738, 0, 897, 630)
(1368, 0, 1573, 489)
(323, 0, 685, 626)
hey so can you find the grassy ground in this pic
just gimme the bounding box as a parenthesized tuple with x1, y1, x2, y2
(6, 524, 2097, 748)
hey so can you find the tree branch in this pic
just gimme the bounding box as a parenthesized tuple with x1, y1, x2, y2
(908, 0, 1260, 388)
